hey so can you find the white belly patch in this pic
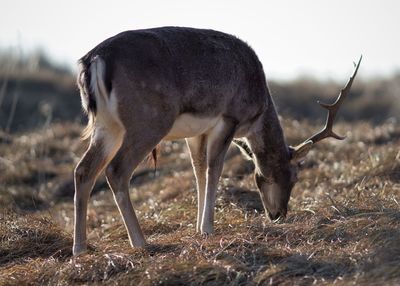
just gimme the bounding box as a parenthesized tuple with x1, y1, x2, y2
(164, 113, 220, 140)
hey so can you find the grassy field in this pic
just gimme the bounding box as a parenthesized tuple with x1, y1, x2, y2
(1, 53, 399, 284)
(1, 117, 399, 285)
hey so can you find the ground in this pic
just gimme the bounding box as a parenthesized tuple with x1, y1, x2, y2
(0, 118, 399, 285)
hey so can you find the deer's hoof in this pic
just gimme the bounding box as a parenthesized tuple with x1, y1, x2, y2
(131, 238, 147, 248)
(200, 225, 214, 238)
(201, 232, 213, 239)
(73, 244, 87, 256)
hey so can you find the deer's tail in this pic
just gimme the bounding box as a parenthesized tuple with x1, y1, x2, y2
(77, 55, 115, 140)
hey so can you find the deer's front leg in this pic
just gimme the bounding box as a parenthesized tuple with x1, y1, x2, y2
(201, 118, 237, 235)
(186, 136, 208, 232)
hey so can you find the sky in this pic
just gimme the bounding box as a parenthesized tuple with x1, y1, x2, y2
(0, 0, 399, 80)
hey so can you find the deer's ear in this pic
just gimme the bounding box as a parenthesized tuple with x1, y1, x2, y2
(289, 140, 313, 162)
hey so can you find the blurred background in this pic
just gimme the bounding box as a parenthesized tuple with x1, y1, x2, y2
(0, 0, 399, 132)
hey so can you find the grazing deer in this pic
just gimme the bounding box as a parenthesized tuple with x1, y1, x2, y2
(73, 26, 361, 255)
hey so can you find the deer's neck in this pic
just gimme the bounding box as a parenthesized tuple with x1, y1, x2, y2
(247, 103, 290, 178)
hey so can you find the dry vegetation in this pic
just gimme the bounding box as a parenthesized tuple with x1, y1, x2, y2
(1, 117, 399, 285)
(0, 53, 399, 285)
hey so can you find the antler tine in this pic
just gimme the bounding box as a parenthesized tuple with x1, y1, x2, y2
(306, 55, 362, 144)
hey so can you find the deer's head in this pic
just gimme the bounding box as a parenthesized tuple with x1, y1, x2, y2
(242, 56, 362, 222)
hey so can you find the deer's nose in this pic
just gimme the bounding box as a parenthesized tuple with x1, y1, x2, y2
(268, 211, 286, 223)
(268, 211, 280, 221)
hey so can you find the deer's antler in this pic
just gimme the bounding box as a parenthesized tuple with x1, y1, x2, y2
(291, 56, 362, 160)
(308, 56, 362, 143)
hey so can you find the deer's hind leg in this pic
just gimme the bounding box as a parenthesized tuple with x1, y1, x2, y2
(105, 112, 176, 248)
(73, 126, 124, 256)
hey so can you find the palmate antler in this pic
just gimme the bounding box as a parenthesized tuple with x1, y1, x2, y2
(291, 56, 362, 159)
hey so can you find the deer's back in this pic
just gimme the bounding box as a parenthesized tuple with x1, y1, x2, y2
(80, 27, 269, 121)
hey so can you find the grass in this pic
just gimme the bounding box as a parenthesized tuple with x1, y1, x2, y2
(0, 118, 399, 285)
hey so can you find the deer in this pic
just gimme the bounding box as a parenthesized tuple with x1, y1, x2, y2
(73, 26, 361, 255)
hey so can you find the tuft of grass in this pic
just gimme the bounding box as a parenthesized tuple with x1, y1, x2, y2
(0, 212, 72, 266)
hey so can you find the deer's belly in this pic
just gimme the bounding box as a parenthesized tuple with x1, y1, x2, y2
(163, 113, 220, 140)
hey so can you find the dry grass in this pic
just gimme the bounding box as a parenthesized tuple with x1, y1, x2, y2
(0, 118, 399, 285)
